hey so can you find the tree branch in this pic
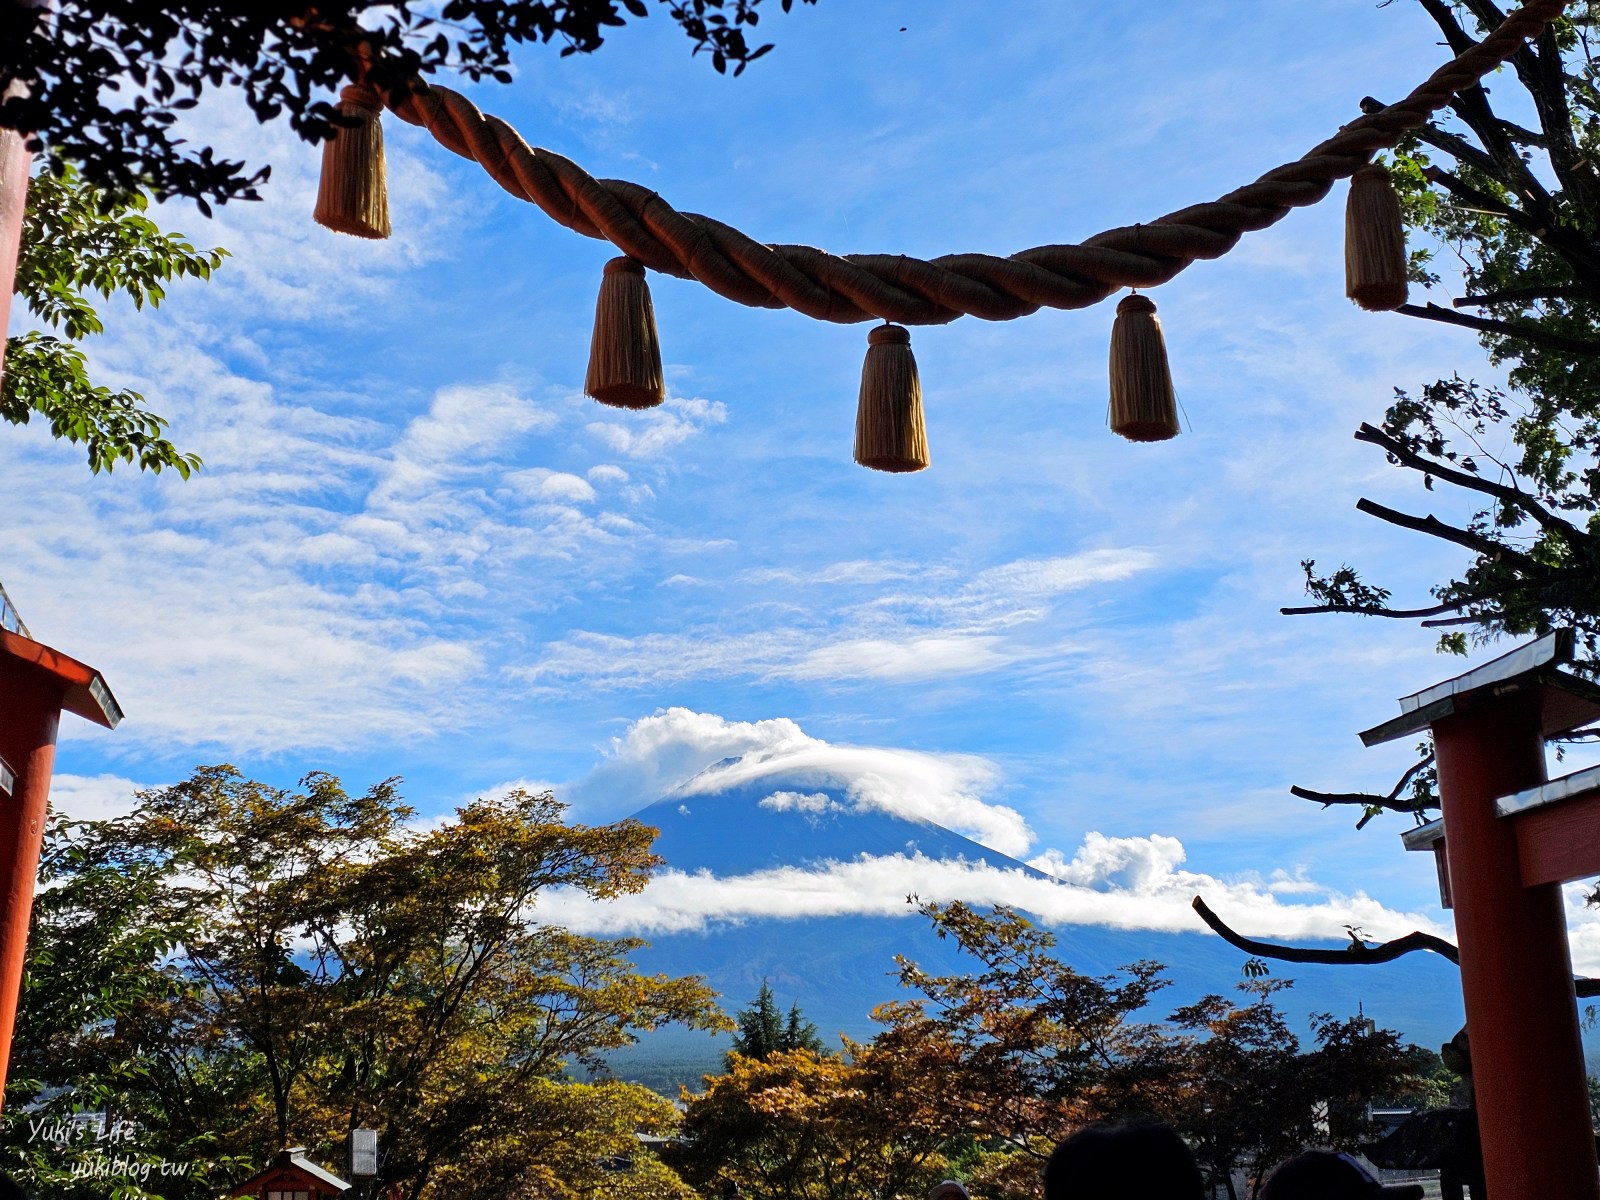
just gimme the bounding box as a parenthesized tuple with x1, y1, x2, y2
(1454, 285, 1593, 307)
(1495, 118, 1549, 148)
(1363, 96, 1506, 179)
(1279, 599, 1471, 618)
(1192, 896, 1600, 996)
(1355, 422, 1566, 532)
(1396, 302, 1600, 356)
(1192, 895, 1460, 965)
(1419, 164, 1550, 237)
(1290, 753, 1436, 828)
(1355, 497, 1540, 569)
(1413, 0, 1565, 210)
(1399, 0, 1558, 214)
(1526, 25, 1600, 211)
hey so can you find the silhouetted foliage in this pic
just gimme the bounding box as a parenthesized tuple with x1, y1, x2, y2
(0, 1, 817, 209)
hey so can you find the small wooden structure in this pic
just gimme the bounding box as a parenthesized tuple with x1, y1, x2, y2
(0, 588, 121, 1107)
(1365, 630, 1600, 1200)
(228, 1149, 351, 1200)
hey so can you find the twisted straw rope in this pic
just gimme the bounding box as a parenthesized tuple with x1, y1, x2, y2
(382, 0, 1565, 326)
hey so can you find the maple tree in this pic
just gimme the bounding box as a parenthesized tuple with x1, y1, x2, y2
(0, 767, 727, 1200)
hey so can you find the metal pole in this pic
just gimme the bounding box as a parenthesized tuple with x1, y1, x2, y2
(1434, 692, 1600, 1200)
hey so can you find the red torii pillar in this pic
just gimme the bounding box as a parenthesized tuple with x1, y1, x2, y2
(1365, 630, 1600, 1200)
(0, 617, 121, 1107)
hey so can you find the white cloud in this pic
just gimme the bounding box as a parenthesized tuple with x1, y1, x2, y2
(740, 560, 938, 587)
(0, 345, 664, 752)
(565, 708, 815, 814)
(759, 790, 842, 815)
(510, 468, 597, 504)
(586, 396, 728, 458)
(564, 708, 1030, 855)
(537, 840, 1453, 948)
(1563, 884, 1600, 980)
(46, 774, 150, 822)
(792, 634, 1012, 681)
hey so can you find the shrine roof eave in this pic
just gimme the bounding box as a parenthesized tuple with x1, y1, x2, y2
(1360, 629, 1600, 747)
(0, 627, 121, 729)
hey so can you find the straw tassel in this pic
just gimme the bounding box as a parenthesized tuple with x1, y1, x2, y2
(314, 82, 391, 239)
(585, 257, 664, 409)
(1108, 294, 1179, 442)
(1345, 163, 1409, 312)
(854, 323, 928, 472)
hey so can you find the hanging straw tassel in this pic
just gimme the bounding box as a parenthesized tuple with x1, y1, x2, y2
(585, 257, 665, 409)
(1108, 294, 1179, 442)
(314, 82, 391, 239)
(1345, 163, 1409, 311)
(854, 323, 928, 473)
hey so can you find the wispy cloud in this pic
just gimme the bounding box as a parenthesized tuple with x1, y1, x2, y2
(536, 841, 1454, 951)
(519, 548, 1159, 689)
(586, 396, 728, 458)
(0, 349, 697, 753)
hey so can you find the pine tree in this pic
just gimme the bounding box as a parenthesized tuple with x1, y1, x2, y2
(727, 982, 825, 1065)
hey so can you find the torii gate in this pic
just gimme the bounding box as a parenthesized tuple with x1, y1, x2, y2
(0, 586, 121, 1108)
(1365, 629, 1600, 1200)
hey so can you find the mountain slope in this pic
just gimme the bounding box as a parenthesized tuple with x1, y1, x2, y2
(606, 769, 1467, 1076)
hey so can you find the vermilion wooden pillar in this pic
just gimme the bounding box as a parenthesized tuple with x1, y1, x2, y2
(1365, 630, 1600, 1200)
(1435, 696, 1594, 1200)
(0, 624, 121, 1107)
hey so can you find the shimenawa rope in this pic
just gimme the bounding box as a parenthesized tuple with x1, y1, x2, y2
(373, 0, 1565, 327)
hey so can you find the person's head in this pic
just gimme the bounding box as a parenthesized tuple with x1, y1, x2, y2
(1260, 1151, 1424, 1200)
(928, 1181, 969, 1200)
(1042, 1120, 1203, 1200)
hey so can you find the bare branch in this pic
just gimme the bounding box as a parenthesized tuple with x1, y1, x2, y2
(1192, 895, 1460, 965)
(1355, 498, 1539, 568)
(1290, 753, 1436, 825)
(1396, 302, 1600, 356)
(1495, 118, 1549, 148)
(1191, 896, 1600, 997)
(1363, 97, 1504, 178)
(1355, 422, 1566, 531)
(1421, 165, 1600, 281)
(1454, 285, 1593, 306)
(1415, 0, 1482, 57)
(1280, 599, 1470, 618)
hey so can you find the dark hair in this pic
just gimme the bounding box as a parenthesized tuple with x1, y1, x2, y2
(1043, 1120, 1204, 1200)
(1260, 1151, 1419, 1200)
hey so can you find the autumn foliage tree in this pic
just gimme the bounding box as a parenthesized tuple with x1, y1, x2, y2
(673, 1044, 951, 1200)
(674, 901, 1432, 1200)
(0, 767, 728, 1200)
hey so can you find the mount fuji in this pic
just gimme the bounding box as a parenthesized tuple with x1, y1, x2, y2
(589, 758, 1468, 1081)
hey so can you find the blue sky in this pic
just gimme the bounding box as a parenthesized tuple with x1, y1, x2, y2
(10, 1, 1600, 976)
